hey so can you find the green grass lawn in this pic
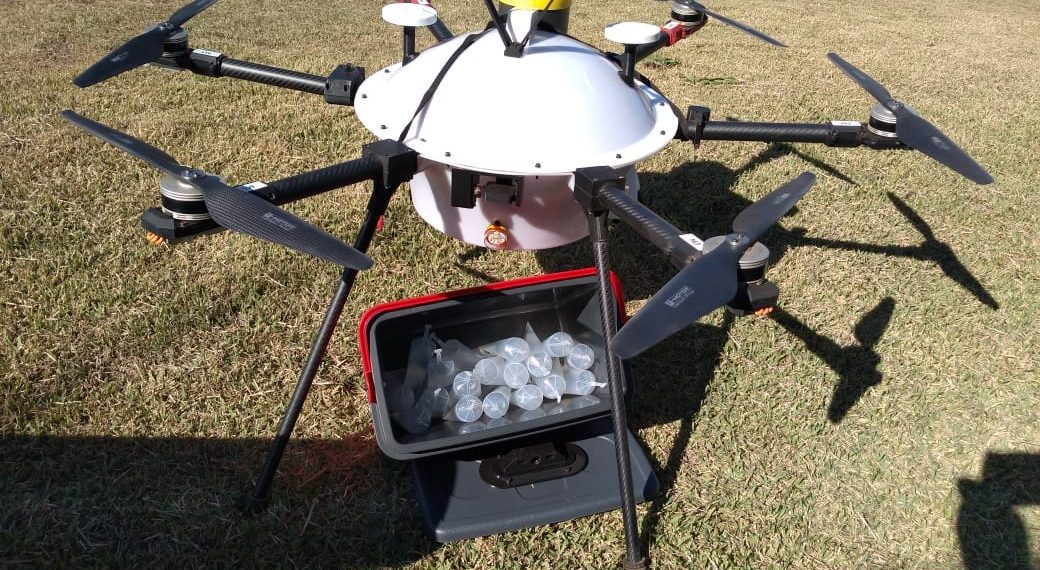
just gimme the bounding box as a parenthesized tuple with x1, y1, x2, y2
(2, 0, 1039, 567)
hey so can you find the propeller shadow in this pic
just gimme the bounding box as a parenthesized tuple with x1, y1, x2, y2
(770, 298, 896, 423)
(786, 192, 999, 310)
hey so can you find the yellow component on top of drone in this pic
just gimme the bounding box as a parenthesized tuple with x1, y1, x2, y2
(499, 0, 572, 10)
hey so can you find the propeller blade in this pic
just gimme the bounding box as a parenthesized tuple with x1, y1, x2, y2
(612, 172, 815, 359)
(827, 52, 993, 185)
(681, 1, 786, 47)
(73, 0, 219, 88)
(732, 172, 816, 243)
(893, 109, 994, 185)
(168, 0, 219, 28)
(193, 177, 374, 270)
(610, 243, 743, 360)
(62, 110, 373, 270)
(74, 28, 168, 88)
(826, 52, 894, 109)
(61, 110, 185, 178)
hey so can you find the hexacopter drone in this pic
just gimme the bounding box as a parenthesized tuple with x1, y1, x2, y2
(64, 0, 992, 567)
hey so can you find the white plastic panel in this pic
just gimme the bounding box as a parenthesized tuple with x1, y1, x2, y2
(355, 29, 677, 175)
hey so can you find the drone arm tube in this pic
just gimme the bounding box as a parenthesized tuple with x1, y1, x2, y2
(259, 156, 384, 204)
(694, 120, 906, 150)
(212, 58, 327, 95)
(596, 183, 700, 266)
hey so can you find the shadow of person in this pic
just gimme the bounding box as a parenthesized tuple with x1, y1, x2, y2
(0, 433, 437, 567)
(770, 297, 896, 423)
(958, 452, 1040, 569)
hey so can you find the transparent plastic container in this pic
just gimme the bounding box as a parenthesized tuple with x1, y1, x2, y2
(433, 336, 482, 371)
(404, 326, 437, 392)
(537, 375, 567, 403)
(510, 384, 544, 411)
(544, 331, 575, 358)
(502, 361, 531, 389)
(426, 349, 456, 388)
(481, 337, 530, 363)
(446, 395, 483, 423)
(474, 356, 507, 385)
(526, 350, 553, 378)
(451, 370, 481, 398)
(563, 367, 605, 396)
(565, 343, 595, 370)
(482, 386, 512, 419)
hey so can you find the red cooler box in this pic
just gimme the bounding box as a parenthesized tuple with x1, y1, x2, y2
(358, 268, 658, 542)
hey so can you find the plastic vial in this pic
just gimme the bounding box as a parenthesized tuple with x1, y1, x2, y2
(475, 356, 507, 385)
(502, 361, 531, 389)
(404, 327, 436, 391)
(565, 343, 595, 370)
(385, 384, 415, 416)
(511, 384, 543, 411)
(538, 374, 567, 403)
(420, 385, 453, 418)
(395, 404, 432, 435)
(482, 386, 512, 419)
(450, 395, 483, 423)
(482, 337, 530, 363)
(451, 370, 480, 398)
(563, 367, 606, 396)
(526, 350, 553, 378)
(544, 331, 575, 358)
(426, 349, 455, 388)
(433, 336, 482, 371)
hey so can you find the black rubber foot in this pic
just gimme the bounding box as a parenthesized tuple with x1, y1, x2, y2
(623, 556, 649, 570)
(239, 488, 271, 516)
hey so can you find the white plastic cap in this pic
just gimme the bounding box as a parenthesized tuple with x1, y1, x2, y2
(382, 3, 438, 27)
(604, 22, 661, 46)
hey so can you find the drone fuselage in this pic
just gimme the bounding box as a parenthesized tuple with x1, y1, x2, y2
(353, 29, 676, 249)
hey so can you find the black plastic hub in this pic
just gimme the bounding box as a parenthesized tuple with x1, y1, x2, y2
(324, 64, 366, 106)
(162, 28, 189, 58)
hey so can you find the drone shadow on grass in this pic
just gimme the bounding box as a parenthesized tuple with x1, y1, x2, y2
(957, 452, 1040, 569)
(528, 144, 977, 548)
(0, 433, 435, 567)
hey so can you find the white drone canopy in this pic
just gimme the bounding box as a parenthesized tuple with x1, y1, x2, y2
(354, 26, 677, 175)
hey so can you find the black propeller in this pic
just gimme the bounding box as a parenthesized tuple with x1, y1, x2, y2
(61, 110, 373, 270)
(611, 172, 815, 359)
(669, 0, 786, 47)
(827, 53, 993, 185)
(74, 0, 219, 88)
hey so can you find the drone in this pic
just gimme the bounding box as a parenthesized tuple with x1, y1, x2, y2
(64, 0, 992, 567)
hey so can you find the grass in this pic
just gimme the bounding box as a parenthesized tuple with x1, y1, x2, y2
(2, 0, 1039, 567)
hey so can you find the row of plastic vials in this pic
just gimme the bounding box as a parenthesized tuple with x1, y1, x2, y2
(388, 324, 607, 433)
